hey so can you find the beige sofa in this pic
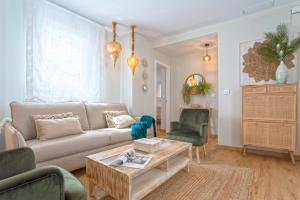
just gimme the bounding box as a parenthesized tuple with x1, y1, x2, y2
(5, 101, 152, 171)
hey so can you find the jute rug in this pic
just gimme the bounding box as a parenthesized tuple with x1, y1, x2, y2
(77, 163, 253, 200)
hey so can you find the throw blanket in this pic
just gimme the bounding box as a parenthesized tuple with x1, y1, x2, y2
(131, 115, 156, 140)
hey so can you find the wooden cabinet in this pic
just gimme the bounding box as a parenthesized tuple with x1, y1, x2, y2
(242, 84, 297, 164)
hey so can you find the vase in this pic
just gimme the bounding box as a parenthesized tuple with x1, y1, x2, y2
(276, 61, 288, 84)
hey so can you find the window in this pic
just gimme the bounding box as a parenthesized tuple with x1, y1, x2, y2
(25, 0, 104, 102)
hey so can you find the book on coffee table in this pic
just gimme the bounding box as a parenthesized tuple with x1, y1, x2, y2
(123, 154, 152, 169)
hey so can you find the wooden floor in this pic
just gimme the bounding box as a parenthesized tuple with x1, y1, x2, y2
(156, 129, 300, 200)
(75, 129, 300, 200)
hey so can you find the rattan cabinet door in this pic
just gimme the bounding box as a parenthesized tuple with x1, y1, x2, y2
(243, 95, 268, 120)
(243, 121, 269, 146)
(267, 94, 297, 121)
(268, 123, 296, 150)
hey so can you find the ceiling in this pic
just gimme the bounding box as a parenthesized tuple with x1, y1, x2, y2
(156, 33, 217, 56)
(49, 0, 297, 39)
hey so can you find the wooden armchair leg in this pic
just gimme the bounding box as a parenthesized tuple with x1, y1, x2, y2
(196, 146, 200, 163)
(203, 144, 207, 157)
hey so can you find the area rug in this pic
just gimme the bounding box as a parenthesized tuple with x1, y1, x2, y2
(77, 163, 253, 200)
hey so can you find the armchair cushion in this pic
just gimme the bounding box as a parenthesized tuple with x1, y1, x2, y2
(170, 122, 181, 131)
(168, 130, 202, 145)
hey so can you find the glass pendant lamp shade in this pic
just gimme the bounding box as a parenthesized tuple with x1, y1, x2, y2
(203, 43, 211, 62)
(127, 25, 139, 75)
(106, 22, 122, 67)
(203, 54, 211, 62)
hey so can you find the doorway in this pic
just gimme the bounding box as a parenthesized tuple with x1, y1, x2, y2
(154, 60, 170, 132)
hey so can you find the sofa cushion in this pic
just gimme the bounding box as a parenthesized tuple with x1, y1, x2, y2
(104, 111, 127, 128)
(10, 102, 89, 140)
(35, 117, 83, 140)
(84, 103, 128, 130)
(112, 115, 136, 129)
(27, 130, 111, 162)
(104, 128, 133, 144)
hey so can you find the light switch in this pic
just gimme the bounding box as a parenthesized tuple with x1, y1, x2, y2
(223, 89, 230, 95)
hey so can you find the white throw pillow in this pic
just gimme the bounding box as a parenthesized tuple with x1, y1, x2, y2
(35, 117, 83, 140)
(112, 115, 136, 129)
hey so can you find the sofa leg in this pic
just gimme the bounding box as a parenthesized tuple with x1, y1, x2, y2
(196, 146, 200, 163)
(203, 144, 207, 157)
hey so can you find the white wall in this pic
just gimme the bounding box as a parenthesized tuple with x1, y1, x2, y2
(170, 48, 218, 134)
(119, 33, 171, 118)
(155, 3, 300, 153)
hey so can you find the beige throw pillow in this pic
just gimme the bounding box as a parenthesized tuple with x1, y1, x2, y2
(35, 117, 83, 140)
(104, 111, 126, 128)
(112, 115, 136, 129)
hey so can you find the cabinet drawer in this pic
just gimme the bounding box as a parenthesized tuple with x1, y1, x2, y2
(243, 86, 267, 94)
(268, 84, 297, 93)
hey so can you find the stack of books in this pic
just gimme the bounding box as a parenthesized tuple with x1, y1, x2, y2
(134, 138, 162, 153)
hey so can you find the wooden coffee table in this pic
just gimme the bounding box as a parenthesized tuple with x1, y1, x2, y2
(86, 138, 192, 200)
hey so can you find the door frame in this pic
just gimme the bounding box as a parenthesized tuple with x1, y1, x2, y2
(154, 60, 171, 132)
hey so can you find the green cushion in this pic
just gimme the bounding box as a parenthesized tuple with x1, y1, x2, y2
(168, 129, 203, 145)
(60, 168, 87, 200)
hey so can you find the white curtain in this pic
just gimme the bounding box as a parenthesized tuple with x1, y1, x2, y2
(25, 0, 105, 102)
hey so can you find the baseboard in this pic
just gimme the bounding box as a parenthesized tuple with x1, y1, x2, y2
(216, 144, 300, 161)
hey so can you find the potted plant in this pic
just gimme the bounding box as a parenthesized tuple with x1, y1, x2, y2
(182, 82, 212, 104)
(258, 24, 300, 83)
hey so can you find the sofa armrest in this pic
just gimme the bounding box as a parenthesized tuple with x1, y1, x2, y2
(0, 166, 65, 200)
(0, 147, 36, 180)
(4, 122, 27, 150)
(170, 121, 181, 131)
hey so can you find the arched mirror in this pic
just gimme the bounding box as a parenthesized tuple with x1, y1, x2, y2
(185, 74, 205, 87)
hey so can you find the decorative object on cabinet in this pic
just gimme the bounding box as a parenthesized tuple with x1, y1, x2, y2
(182, 74, 212, 104)
(106, 22, 122, 67)
(258, 24, 300, 83)
(127, 25, 139, 75)
(242, 83, 297, 164)
(240, 28, 299, 86)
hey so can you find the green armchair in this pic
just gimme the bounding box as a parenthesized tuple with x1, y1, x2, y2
(0, 147, 86, 200)
(167, 108, 209, 163)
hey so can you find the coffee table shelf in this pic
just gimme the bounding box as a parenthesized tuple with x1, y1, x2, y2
(86, 139, 192, 200)
(132, 156, 189, 199)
